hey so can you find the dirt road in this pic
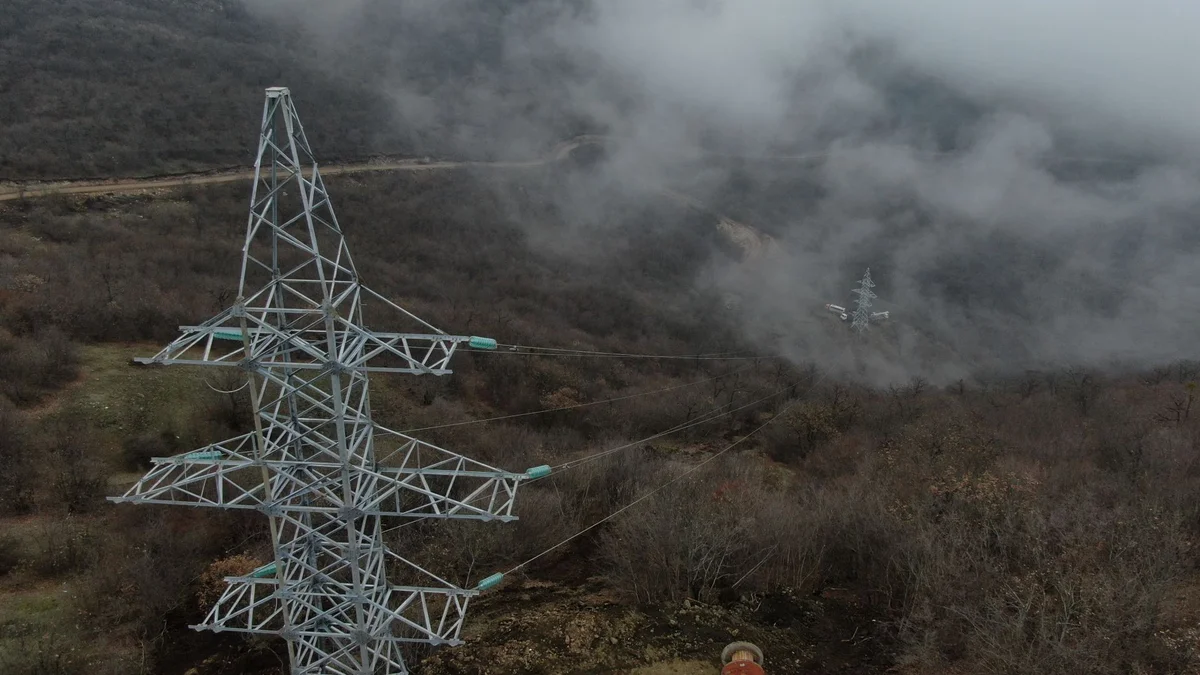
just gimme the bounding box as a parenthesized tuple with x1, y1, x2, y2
(0, 137, 1143, 204)
(0, 135, 603, 203)
(0, 134, 775, 260)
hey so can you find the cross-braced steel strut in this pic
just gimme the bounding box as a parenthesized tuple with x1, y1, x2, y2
(111, 87, 529, 675)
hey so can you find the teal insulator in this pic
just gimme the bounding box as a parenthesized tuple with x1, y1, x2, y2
(212, 329, 243, 341)
(250, 563, 277, 578)
(468, 336, 498, 350)
(185, 450, 224, 462)
(524, 465, 552, 479)
(475, 573, 504, 591)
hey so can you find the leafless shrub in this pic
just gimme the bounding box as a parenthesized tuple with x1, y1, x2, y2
(0, 326, 79, 405)
(121, 429, 182, 471)
(1090, 400, 1153, 478)
(1140, 365, 1173, 386)
(203, 367, 252, 433)
(821, 382, 863, 430)
(764, 399, 839, 462)
(0, 401, 35, 514)
(399, 486, 579, 584)
(0, 630, 87, 675)
(601, 473, 754, 604)
(551, 446, 668, 524)
(1153, 383, 1195, 425)
(601, 460, 892, 605)
(50, 421, 107, 514)
(0, 533, 22, 576)
(30, 517, 96, 577)
(1175, 360, 1200, 384)
(1013, 369, 1043, 400)
(74, 510, 244, 646)
(196, 554, 263, 610)
(889, 376, 928, 423)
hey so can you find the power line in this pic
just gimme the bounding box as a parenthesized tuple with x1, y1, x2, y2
(378, 383, 795, 538)
(379, 397, 743, 538)
(465, 347, 764, 361)
(494, 344, 753, 357)
(495, 329, 1057, 580)
(549, 386, 790, 472)
(502, 381, 818, 576)
(396, 364, 756, 434)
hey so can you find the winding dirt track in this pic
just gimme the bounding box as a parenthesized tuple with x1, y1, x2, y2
(0, 135, 603, 203)
(0, 135, 1147, 205)
(0, 133, 776, 258)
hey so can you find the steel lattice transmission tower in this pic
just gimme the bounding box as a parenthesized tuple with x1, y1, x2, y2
(111, 87, 535, 674)
(849, 268, 877, 333)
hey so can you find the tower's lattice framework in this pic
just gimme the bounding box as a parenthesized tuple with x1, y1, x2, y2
(112, 87, 527, 674)
(849, 268, 877, 333)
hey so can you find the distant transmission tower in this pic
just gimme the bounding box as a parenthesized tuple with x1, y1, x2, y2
(849, 268, 877, 333)
(111, 87, 536, 674)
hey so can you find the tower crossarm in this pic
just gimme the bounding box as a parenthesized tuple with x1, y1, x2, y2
(132, 314, 472, 376)
(111, 430, 526, 521)
(110, 433, 268, 509)
(197, 552, 477, 645)
(368, 464, 521, 521)
(370, 428, 524, 521)
(337, 327, 465, 374)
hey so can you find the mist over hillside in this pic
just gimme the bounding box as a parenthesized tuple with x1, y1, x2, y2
(6, 4, 1200, 674)
(238, 0, 1200, 383)
(3, 0, 1198, 381)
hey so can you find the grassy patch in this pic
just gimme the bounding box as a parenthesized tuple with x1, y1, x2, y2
(0, 581, 82, 675)
(39, 344, 237, 476)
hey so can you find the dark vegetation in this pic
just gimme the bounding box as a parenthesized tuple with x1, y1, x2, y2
(0, 168, 1198, 674)
(0, 0, 403, 179)
(0, 0, 591, 181)
(4, 1, 1196, 672)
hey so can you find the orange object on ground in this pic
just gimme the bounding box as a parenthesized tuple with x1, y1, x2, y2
(721, 641, 764, 675)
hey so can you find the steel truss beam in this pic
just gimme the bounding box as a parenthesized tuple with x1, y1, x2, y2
(110, 87, 523, 674)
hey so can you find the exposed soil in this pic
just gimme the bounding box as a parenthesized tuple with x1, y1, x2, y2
(420, 560, 893, 675)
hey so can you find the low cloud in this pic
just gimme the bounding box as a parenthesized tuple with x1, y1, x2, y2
(245, 0, 1200, 383)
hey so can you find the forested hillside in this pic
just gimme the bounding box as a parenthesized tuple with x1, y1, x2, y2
(0, 0, 411, 178)
(1, 168, 1198, 675)
(0, 0, 595, 179)
(3, 1, 1200, 674)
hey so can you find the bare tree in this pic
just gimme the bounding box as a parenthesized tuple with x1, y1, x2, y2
(1064, 367, 1101, 417)
(1153, 384, 1195, 425)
